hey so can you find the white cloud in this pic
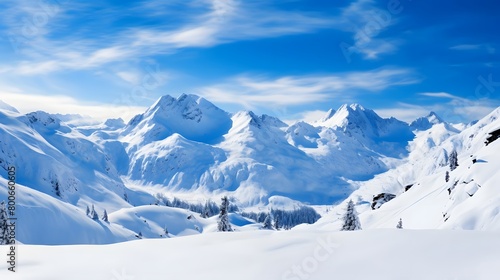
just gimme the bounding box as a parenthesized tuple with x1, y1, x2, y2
(450, 44, 481, 51)
(116, 71, 141, 85)
(0, 90, 146, 122)
(198, 68, 418, 109)
(339, 0, 402, 60)
(419, 92, 466, 100)
(1, 0, 334, 75)
(283, 110, 330, 125)
(375, 103, 430, 122)
(450, 44, 495, 54)
(376, 97, 500, 124)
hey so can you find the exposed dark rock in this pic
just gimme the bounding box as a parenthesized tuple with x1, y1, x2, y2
(485, 128, 500, 146)
(371, 193, 396, 210)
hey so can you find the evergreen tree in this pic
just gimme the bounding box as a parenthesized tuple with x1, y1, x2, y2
(273, 212, 280, 230)
(396, 218, 403, 229)
(445, 171, 450, 182)
(449, 149, 459, 171)
(217, 196, 233, 232)
(102, 209, 108, 222)
(90, 204, 99, 220)
(164, 226, 169, 237)
(341, 200, 361, 231)
(262, 213, 273, 230)
(201, 200, 214, 218)
(0, 201, 9, 245)
(86, 205, 90, 216)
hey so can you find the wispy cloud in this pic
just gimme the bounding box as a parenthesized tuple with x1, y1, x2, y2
(450, 44, 495, 54)
(198, 68, 418, 109)
(283, 110, 330, 125)
(419, 92, 466, 100)
(375, 103, 431, 122)
(0, 89, 146, 122)
(378, 93, 500, 123)
(1, 0, 334, 75)
(339, 0, 402, 60)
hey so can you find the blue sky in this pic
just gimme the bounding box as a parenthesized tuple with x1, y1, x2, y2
(0, 0, 499, 123)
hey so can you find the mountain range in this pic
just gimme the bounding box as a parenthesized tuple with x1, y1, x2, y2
(1, 94, 499, 244)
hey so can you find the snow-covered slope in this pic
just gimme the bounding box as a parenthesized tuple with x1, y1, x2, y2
(324, 107, 500, 231)
(1, 229, 499, 280)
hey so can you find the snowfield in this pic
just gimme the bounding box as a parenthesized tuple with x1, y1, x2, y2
(1, 229, 499, 280)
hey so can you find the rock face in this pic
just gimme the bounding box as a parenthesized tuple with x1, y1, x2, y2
(485, 128, 500, 146)
(371, 193, 396, 210)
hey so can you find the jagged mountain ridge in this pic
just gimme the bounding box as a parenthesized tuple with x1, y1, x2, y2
(321, 107, 500, 231)
(0, 94, 450, 206)
(5, 94, 498, 244)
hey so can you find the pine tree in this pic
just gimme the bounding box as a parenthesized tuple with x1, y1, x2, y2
(449, 149, 459, 171)
(217, 196, 233, 232)
(201, 200, 214, 218)
(90, 204, 98, 220)
(164, 226, 169, 237)
(273, 212, 280, 230)
(445, 171, 450, 182)
(341, 200, 361, 231)
(0, 201, 9, 245)
(102, 209, 108, 222)
(396, 218, 403, 229)
(262, 213, 273, 230)
(86, 205, 90, 216)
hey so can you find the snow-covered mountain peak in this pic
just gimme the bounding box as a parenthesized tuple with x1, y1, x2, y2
(410, 111, 446, 131)
(316, 103, 379, 129)
(142, 94, 214, 123)
(317, 108, 336, 123)
(260, 114, 287, 128)
(427, 111, 444, 122)
(230, 111, 286, 131)
(26, 111, 62, 130)
(104, 118, 125, 129)
(122, 94, 232, 146)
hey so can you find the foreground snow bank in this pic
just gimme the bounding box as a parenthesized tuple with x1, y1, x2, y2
(1, 229, 499, 280)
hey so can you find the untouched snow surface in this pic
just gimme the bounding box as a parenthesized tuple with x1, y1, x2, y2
(1, 229, 499, 280)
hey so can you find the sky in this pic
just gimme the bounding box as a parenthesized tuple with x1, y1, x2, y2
(0, 0, 499, 124)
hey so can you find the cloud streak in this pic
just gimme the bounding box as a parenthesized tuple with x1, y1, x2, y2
(0, 89, 146, 122)
(377, 93, 500, 123)
(1, 0, 334, 74)
(198, 68, 418, 109)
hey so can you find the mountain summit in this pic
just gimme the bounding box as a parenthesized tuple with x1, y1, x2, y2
(122, 94, 232, 146)
(410, 111, 445, 131)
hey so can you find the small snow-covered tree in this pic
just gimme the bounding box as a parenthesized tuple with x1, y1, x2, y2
(0, 202, 9, 245)
(86, 205, 90, 216)
(164, 226, 169, 237)
(396, 218, 403, 229)
(90, 204, 99, 220)
(341, 200, 361, 231)
(273, 213, 280, 230)
(201, 200, 214, 218)
(445, 171, 450, 182)
(102, 209, 108, 222)
(262, 213, 273, 230)
(217, 196, 233, 232)
(449, 149, 459, 171)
